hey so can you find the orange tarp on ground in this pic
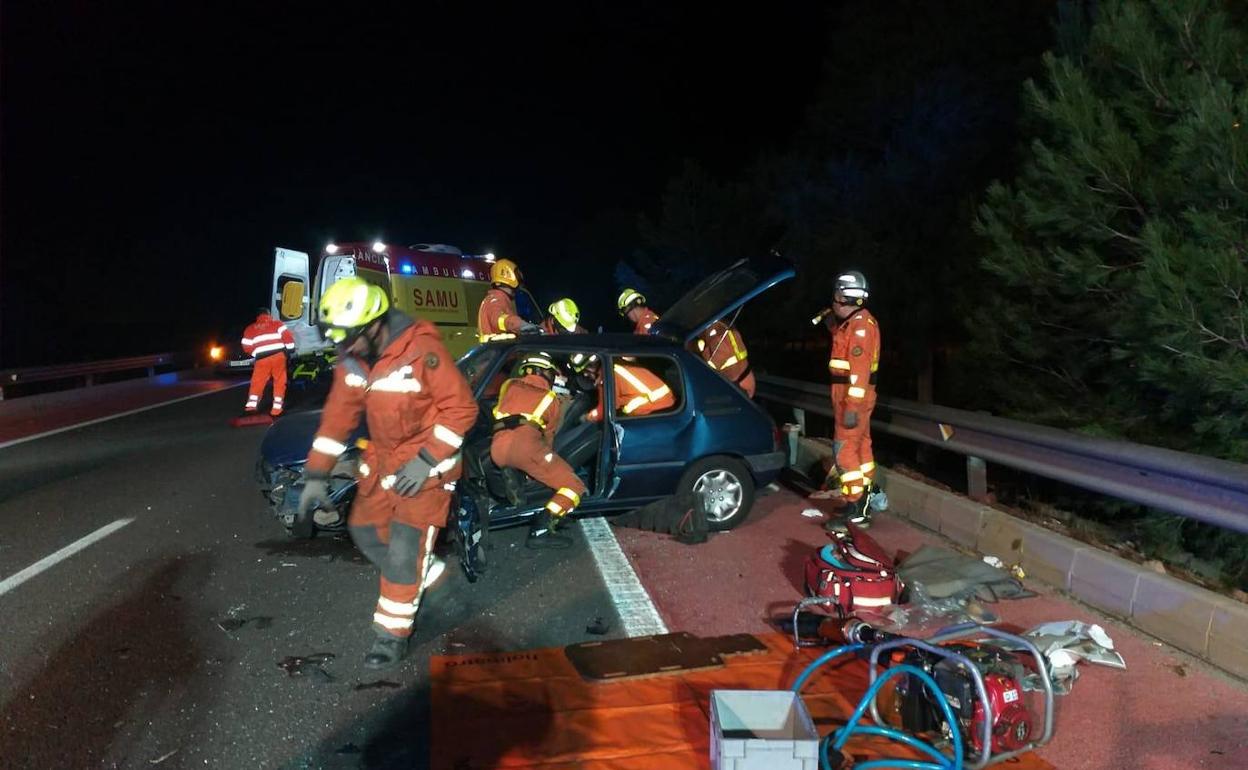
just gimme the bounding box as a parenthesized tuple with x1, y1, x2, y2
(430, 633, 1054, 770)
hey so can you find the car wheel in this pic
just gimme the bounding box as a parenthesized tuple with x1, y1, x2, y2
(679, 456, 755, 532)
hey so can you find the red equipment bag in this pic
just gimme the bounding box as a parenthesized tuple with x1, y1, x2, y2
(803, 524, 901, 614)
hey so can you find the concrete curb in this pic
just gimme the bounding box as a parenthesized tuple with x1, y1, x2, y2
(795, 437, 1248, 680)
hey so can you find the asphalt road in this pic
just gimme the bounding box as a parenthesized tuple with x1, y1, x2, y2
(0, 385, 625, 769)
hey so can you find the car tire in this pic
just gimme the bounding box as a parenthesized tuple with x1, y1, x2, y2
(678, 456, 755, 532)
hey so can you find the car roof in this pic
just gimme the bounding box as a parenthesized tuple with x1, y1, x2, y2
(481, 333, 684, 352)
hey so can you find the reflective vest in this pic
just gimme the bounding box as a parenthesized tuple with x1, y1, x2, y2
(587, 363, 676, 422)
(632, 308, 660, 335)
(242, 314, 295, 359)
(492, 374, 561, 433)
(478, 287, 524, 343)
(829, 308, 880, 402)
(695, 321, 750, 384)
(306, 314, 479, 492)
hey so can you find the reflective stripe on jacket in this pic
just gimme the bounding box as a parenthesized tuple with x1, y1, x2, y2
(242, 313, 295, 359)
(829, 308, 880, 402)
(478, 287, 524, 342)
(493, 374, 562, 435)
(306, 313, 479, 492)
(632, 308, 660, 336)
(694, 320, 750, 384)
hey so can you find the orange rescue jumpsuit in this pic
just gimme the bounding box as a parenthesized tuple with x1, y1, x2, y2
(490, 374, 587, 521)
(587, 363, 676, 422)
(477, 287, 527, 342)
(829, 308, 880, 502)
(306, 314, 478, 638)
(694, 320, 754, 397)
(241, 312, 295, 415)
(631, 308, 661, 335)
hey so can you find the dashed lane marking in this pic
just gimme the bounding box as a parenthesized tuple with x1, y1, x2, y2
(0, 518, 135, 597)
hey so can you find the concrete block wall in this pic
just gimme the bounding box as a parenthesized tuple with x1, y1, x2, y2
(794, 437, 1248, 680)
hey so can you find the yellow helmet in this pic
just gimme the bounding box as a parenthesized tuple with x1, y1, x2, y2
(617, 288, 646, 316)
(490, 258, 521, 288)
(513, 351, 557, 379)
(548, 297, 580, 332)
(318, 277, 389, 344)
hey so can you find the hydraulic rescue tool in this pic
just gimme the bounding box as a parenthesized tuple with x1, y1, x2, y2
(780, 597, 1054, 769)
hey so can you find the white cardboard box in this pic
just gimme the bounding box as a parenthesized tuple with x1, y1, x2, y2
(710, 690, 820, 770)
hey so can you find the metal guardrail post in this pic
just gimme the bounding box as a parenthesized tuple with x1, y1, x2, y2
(966, 456, 988, 501)
(753, 373, 1248, 534)
(0, 352, 189, 400)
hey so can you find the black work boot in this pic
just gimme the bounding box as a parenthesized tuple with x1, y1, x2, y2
(823, 496, 869, 533)
(526, 510, 573, 550)
(363, 633, 409, 670)
(846, 495, 871, 528)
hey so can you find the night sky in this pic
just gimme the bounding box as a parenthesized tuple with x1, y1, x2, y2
(1, 1, 827, 366)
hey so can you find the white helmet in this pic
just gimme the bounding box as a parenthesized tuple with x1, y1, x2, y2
(834, 271, 869, 306)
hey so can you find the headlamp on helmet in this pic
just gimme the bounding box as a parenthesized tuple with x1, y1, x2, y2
(513, 352, 557, 380)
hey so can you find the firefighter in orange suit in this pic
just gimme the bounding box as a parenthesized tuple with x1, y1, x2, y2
(298, 277, 478, 669)
(477, 258, 542, 342)
(490, 353, 588, 549)
(617, 288, 660, 335)
(694, 320, 755, 397)
(241, 308, 295, 416)
(585, 359, 677, 422)
(825, 270, 880, 525)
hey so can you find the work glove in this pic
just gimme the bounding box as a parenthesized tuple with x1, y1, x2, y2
(518, 322, 543, 335)
(298, 476, 333, 515)
(393, 455, 435, 496)
(842, 411, 859, 429)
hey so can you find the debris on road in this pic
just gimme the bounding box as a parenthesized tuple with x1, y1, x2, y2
(586, 616, 610, 635)
(148, 749, 179, 765)
(993, 620, 1126, 695)
(277, 652, 336, 679)
(216, 616, 274, 633)
(354, 680, 401, 691)
(800, 508, 825, 519)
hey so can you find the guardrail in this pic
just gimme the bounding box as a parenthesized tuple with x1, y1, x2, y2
(755, 374, 1248, 535)
(0, 353, 189, 400)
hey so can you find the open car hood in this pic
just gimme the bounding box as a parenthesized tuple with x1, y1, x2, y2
(650, 255, 797, 344)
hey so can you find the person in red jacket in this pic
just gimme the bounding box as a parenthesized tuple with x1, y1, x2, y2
(490, 353, 588, 549)
(693, 320, 754, 397)
(298, 278, 478, 669)
(617, 288, 660, 335)
(477, 258, 542, 342)
(824, 271, 881, 526)
(241, 308, 295, 416)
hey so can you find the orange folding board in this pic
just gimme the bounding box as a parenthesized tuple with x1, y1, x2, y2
(430, 633, 1054, 770)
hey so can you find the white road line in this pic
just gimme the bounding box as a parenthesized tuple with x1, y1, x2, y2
(0, 518, 135, 597)
(579, 516, 668, 637)
(0, 381, 248, 451)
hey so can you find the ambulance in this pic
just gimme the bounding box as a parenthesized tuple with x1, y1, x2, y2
(269, 241, 506, 362)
